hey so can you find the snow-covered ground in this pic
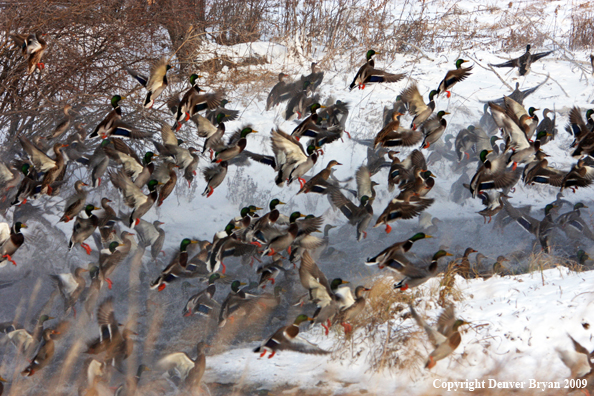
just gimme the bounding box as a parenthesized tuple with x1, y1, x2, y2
(204, 267, 594, 395)
(2, 0, 594, 395)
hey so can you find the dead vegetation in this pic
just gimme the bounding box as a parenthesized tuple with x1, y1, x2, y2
(330, 268, 467, 375)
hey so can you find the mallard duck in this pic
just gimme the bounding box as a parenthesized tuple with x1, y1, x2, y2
(96, 197, 119, 245)
(329, 165, 377, 241)
(561, 158, 594, 192)
(135, 220, 166, 261)
(477, 190, 508, 224)
(51, 267, 88, 317)
(349, 50, 404, 90)
(333, 286, 371, 333)
(503, 97, 539, 139)
(99, 234, 134, 289)
(252, 198, 286, 235)
(77, 139, 110, 188)
(84, 266, 103, 318)
(212, 127, 257, 163)
(318, 99, 350, 135)
(396, 251, 451, 290)
(207, 227, 257, 273)
(50, 104, 75, 138)
(0, 222, 27, 267)
(86, 297, 136, 367)
(454, 126, 480, 161)
(167, 73, 200, 116)
(399, 168, 434, 197)
(374, 189, 434, 233)
(113, 365, 150, 396)
(182, 273, 223, 317)
(301, 62, 324, 90)
(192, 113, 228, 157)
(454, 247, 478, 278)
(109, 170, 159, 227)
(504, 201, 557, 253)
(68, 204, 100, 255)
(11, 32, 47, 74)
(201, 161, 227, 198)
(261, 223, 299, 257)
(254, 314, 329, 358)
(535, 108, 556, 143)
(469, 150, 521, 198)
(89, 95, 123, 139)
(157, 342, 208, 391)
(218, 280, 259, 327)
(271, 128, 319, 188)
(383, 96, 408, 127)
(58, 180, 88, 223)
(19, 137, 68, 195)
(256, 259, 285, 289)
(173, 81, 222, 129)
(21, 327, 61, 376)
(156, 167, 177, 207)
(291, 103, 326, 140)
(566, 106, 592, 139)
(298, 250, 333, 306)
(298, 251, 348, 333)
(284, 80, 319, 120)
(488, 102, 532, 152)
(0, 161, 22, 193)
(420, 111, 449, 149)
(556, 203, 594, 243)
(373, 112, 423, 149)
(484, 79, 546, 106)
(400, 84, 437, 129)
(409, 304, 468, 369)
(206, 99, 239, 123)
(125, 57, 171, 108)
(436, 59, 473, 98)
(133, 151, 160, 189)
(1, 314, 54, 355)
(297, 160, 341, 194)
(365, 232, 431, 268)
(266, 73, 292, 111)
(102, 140, 142, 182)
(9, 164, 43, 206)
(490, 44, 553, 75)
(150, 238, 200, 291)
(522, 151, 565, 187)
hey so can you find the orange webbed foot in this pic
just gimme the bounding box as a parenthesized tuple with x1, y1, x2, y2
(3, 254, 17, 266)
(81, 243, 92, 255)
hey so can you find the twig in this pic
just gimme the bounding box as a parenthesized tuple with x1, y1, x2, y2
(401, 42, 435, 62)
(464, 53, 513, 91)
(531, 71, 569, 97)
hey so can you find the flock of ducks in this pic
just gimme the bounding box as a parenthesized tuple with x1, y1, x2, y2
(1, 32, 594, 395)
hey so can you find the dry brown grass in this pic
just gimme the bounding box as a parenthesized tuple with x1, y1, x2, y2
(330, 270, 465, 375)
